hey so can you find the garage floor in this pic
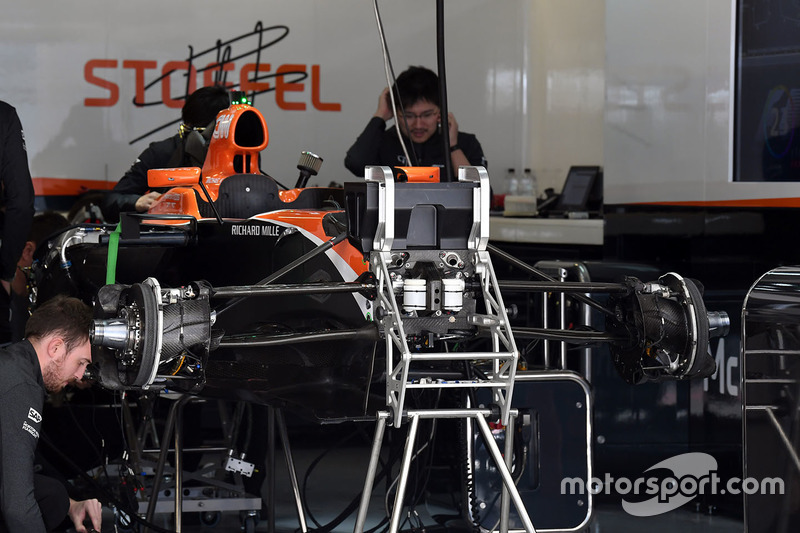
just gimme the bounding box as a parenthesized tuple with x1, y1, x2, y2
(132, 503, 742, 533)
(104, 436, 744, 533)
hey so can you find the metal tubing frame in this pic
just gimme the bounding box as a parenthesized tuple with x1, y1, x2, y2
(276, 409, 309, 533)
(388, 413, 421, 533)
(474, 247, 520, 423)
(745, 405, 800, 474)
(367, 166, 519, 427)
(174, 398, 184, 532)
(356, 168, 533, 531)
(542, 281, 550, 369)
(353, 409, 536, 533)
(145, 394, 190, 527)
(498, 371, 594, 533)
(353, 414, 389, 533)
(533, 261, 595, 380)
(372, 247, 520, 427)
(372, 250, 414, 426)
(538, 265, 567, 370)
(499, 413, 515, 533)
(121, 394, 145, 477)
(140, 398, 308, 533)
(267, 407, 276, 533)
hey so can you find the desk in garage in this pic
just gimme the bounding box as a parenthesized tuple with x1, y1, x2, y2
(489, 216, 604, 248)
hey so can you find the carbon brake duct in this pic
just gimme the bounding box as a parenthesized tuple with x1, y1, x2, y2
(605, 272, 729, 384)
(499, 272, 728, 385)
(90, 278, 214, 391)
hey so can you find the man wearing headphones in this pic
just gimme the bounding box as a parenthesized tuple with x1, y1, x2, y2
(101, 86, 231, 222)
(344, 66, 486, 178)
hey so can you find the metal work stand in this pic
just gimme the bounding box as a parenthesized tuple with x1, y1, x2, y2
(126, 395, 308, 532)
(354, 409, 536, 533)
(351, 166, 535, 532)
(742, 266, 800, 532)
(365, 165, 520, 428)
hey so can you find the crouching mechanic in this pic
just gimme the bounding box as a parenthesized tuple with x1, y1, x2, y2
(0, 295, 101, 533)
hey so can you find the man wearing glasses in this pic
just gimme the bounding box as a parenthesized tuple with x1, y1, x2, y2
(344, 66, 486, 178)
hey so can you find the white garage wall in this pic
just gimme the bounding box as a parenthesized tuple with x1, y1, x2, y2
(604, 0, 736, 205)
(14, 1, 762, 206)
(0, 1, 533, 195)
(527, 0, 606, 196)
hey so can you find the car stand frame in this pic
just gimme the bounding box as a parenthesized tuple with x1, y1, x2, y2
(353, 166, 535, 533)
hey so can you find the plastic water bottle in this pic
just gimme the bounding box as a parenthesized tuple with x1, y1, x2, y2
(507, 168, 519, 196)
(521, 168, 537, 198)
(521, 168, 538, 216)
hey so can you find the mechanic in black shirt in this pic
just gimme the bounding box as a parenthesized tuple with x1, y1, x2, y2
(0, 101, 35, 344)
(344, 66, 487, 178)
(0, 295, 101, 533)
(101, 85, 231, 222)
(10, 212, 70, 341)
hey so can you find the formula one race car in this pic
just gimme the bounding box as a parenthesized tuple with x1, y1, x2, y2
(30, 100, 728, 422)
(34, 102, 380, 419)
(28, 99, 732, 532)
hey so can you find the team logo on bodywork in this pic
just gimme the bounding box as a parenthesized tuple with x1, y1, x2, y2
(230, 224, 282, 237)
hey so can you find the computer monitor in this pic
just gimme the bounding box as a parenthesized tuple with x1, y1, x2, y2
(555, 166, 603, 214)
